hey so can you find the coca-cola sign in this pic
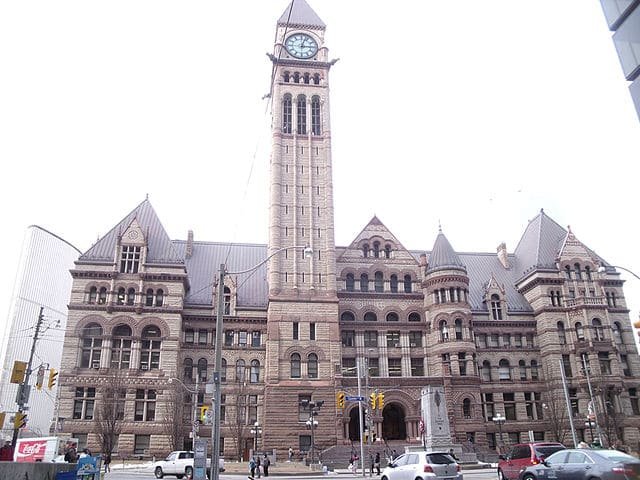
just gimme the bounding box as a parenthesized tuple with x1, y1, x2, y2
(16, 439, 47, 462)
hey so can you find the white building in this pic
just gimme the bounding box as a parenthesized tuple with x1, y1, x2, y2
(0, 225, 80, 440)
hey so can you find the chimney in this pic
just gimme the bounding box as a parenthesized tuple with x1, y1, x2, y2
(497, 242, 509, 269)
(186, 230, 194, 259)
(419, 253, 427, 267)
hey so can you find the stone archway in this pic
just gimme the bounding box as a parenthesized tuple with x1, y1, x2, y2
(348, 408, 364, 440)
(382, 403, 406, 441)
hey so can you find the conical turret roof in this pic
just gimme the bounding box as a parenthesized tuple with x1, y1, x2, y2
(278, 0, 325, 28)
(427, 229, 466, 273)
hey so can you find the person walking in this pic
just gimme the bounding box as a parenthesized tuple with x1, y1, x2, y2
(249, 457, 256, 479)
(288, 447, 293, 462)
(374, 452, 381, 475)
(256, 454, 262, 478)
(0, 441, 14, 461)
(103, 452, 111, 473)
(262, 454, 270, 477)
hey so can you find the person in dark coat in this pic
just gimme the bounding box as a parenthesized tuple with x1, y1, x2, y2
(0, 441, 14, 461)
(262, 454, 270, 476)
(374, 452, 381, 475)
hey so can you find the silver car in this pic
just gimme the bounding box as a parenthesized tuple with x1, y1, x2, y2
(381, 451, 463, 480)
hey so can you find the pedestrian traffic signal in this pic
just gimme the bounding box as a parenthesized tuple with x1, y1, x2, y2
(14, 412, 27, 429)
(370, 392, 377, 410)
(336, 391, 345, 409)
(48, 369, 58, 390)
(36, 367, 45, 391)
(377, 392, 384, 409)
(200, 405, 210, 422)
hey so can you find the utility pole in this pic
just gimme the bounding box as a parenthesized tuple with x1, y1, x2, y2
(12, 306, 44, 446)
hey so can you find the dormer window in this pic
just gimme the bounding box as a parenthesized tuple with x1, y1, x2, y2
(224, 287, 231, 314)
(490, 294, 503, 320)
(120, 246, 141, 274)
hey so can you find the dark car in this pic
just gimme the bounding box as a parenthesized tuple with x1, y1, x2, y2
(498, 443, 566, 480)
(519, 448, 640, 480)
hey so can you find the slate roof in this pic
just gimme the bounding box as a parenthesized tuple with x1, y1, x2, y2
(278, 0, 325, 28)
(80, 199, 182, 264)
(512, 209, 567, 277)
(426, 230, 466, 273)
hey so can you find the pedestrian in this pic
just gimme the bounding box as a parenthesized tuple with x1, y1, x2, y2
(288, 446, 293, 462)
(369, 453, 374, 477)
(374, 452, 381, 475)
(64, 443, 78, 463)
(104, 452, 111, 473)
(256, 455, 262, 478)
(263, 453, 270, 476)
(249, 456, 256, 479)
(448, 449, 459, 461)
(0, 441, 14, 461)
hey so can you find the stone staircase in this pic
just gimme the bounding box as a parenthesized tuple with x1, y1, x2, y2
(319, 442, 401, 471)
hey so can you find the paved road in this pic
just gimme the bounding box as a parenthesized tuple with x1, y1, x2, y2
(102, 467, 498, 480)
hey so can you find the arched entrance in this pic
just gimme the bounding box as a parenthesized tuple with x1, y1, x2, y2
(382, 404, 406, 441)
(348, 407, 364, 440)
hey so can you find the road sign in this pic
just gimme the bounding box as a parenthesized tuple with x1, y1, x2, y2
(11, 361, 27, 384)
(345, 395, 364, 402)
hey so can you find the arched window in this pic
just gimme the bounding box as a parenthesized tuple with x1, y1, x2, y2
(296, 95, 306, 134)
(308, 353, 318, 378)
(565, 265, 572, 280)
(585, 266, 592, 281)
(482, 360, 492, 381)
(440, 321, 449, 341)
(575, 322, 585, 341)
(592, 318, 604, 341)
(197, 358, 208, 382)
(235, 359, 245, 383)
(145, 289, 154, 306)
(140, 325, 162, 370)
(155, 289, 164, 307)
(374, 271, 384, 292)
(386, 312, 399, 322)
(455, 318, 463, 340)
(111, 325, 132, 369)
(404, 275, 412, 293)
(283, 71, 290, 82)
(80, 323, 102, 368)
(126, 288, 136, 306)
(557, 321, 566, 345)
(283, 94, 292, 133)
(373, 242, 380, 258)
(463, 398, 471, 418)
(498, 359, 511, 380)
(364, 312, 377, 322)
(390, 275, 398, 293)
(88, 287, 97, 304)
(313, 74, 320, 85)
(220, 358, 227, 383)
(304, 73, 310, 84)
(613, 322, 622, 343)
(360, 274, 369, 292)
(384, 244, 391, 259)
(574, 263, 582, 280)
(293, 72, 300, 83)
(341, 311, 355, 322)
(519, 360, 527, 380)
(531, 360, 539, 380)
(363, 244, 369, 258)
(183, 358, 193, 381)
(311, 96, 321, 135)
(490, 294, 503, 320)
(116, 287, 126, 305)
(224, 287, 231, 315)
(291, 353, 301, 378)
(250, 359, 260, 383)
(345, 274, 355, 291)
(408, 312, 421, 322)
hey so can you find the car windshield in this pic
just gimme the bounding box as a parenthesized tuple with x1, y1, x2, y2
(425, 453, 455, 465)
(535, 446, 565, 457)
(594, 450, 637, 462)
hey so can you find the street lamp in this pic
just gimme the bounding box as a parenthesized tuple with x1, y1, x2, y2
(585, 417, 595, 444)
(211, 245, 312, 480)
(251, 421, 262, 455)
(300, 400, 323, 464)
(598, 265, 640, 281)
(492, 413, 506, 454)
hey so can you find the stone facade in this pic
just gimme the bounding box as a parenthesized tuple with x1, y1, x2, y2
(57, 0, 640, 461)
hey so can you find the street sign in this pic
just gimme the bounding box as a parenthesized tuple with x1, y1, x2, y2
(345, 396, 364, 401)
(11, 361, 27, 384)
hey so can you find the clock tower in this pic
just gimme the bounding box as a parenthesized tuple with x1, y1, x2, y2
(265, 0, 341, 452)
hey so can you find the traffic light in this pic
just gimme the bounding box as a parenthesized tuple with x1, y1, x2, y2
(200, 405, 210, 422)
(14, 411, 27, 429)
(370, 392, 377, 410)
(0, 412, 5, 428)
(336, 391, 345, 409)
(377, 392, 384, 409)
(36, 367, 45, 391)
(48, 369, 58, 390)
(10, 361, 27, 384)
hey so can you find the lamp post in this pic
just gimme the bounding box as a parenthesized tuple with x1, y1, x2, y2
(251, 421, 262, 455)
(300, 400, 323, 463)
(492, 413, 506, 454)
(211, 245, 312, 480)
(598, 265, 640, 281)
(581, 354, 605, 447)
(585, 417, 595, 444)
(168, 376, 200, 447)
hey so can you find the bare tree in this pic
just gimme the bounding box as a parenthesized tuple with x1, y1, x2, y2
(228, 380, 249, 461)
(162, 381, 189, 452)
(541, 365, 570, 444)
(94, 372, 126, 456)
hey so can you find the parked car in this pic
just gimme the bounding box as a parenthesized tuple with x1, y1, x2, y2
(381, 451, 463, 480)
(498, 443, 565, 480)
(152, 451, 224, 479)
(518, 448, 640, 480)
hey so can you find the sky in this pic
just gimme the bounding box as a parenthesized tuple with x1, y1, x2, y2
(1, 1, 639, 331)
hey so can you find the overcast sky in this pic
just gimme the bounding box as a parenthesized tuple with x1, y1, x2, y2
(1, 1, 639, 330)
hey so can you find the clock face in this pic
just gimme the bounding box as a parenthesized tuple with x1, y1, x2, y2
(285, 34, 318, 59)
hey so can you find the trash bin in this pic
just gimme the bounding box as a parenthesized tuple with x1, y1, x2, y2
(56, 471, 78, 480)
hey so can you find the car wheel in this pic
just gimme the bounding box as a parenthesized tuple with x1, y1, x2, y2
(154, 467, 164, 479)
(498, 469, 507, 480)
(381, 476, 389, 480)
(185, 466, 193, 477)
(177, 476, 184, 479)
(522, 474, 536, 480)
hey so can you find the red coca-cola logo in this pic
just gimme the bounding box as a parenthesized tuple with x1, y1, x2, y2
(16, 440, 46, 461)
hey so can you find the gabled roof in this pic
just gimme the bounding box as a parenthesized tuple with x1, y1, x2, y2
(426, 230, 466, 273)
(80, 199, 182, 264)
(513, 209, 567, 276)
(278, 0, 325, 28)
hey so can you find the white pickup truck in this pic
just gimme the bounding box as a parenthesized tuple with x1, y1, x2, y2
(152, 451, 224, 479)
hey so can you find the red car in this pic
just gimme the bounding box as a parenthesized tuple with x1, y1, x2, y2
(498, 443, 565, 480)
